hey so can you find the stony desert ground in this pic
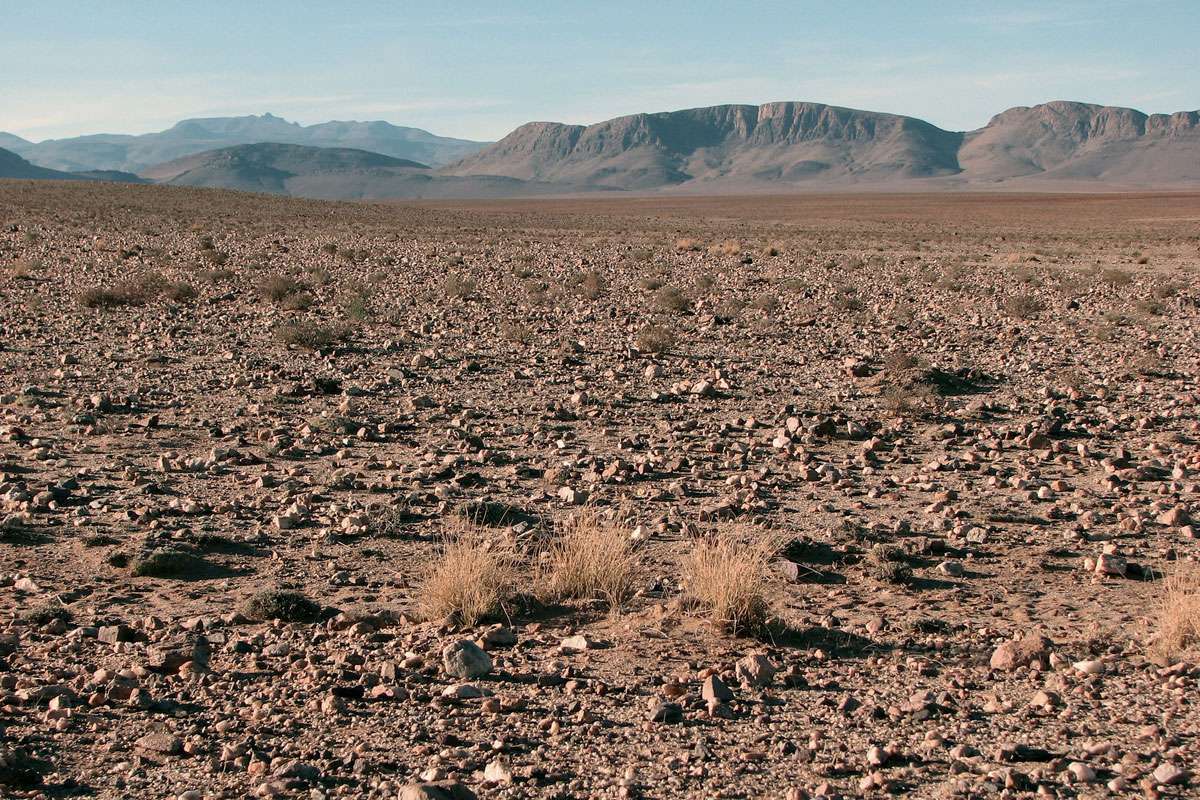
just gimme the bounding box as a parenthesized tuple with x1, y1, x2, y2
(0, 182, 1198, 799)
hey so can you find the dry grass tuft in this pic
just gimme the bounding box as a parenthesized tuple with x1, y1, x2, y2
(1151, 564, 1200, 662)
(416, 521, 518, 626)
(682, 527, 783, 634)
(541, 509, 639, 609)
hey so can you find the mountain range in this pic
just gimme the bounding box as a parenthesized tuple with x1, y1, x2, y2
(0, 113, 487, 173)
(2, 101, 1199, 198)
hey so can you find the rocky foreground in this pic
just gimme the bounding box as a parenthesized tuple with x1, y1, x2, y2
(0, 184, 1197, 798)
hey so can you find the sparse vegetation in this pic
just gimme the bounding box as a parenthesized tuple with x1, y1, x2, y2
(258, 274, 304, 302)
(1002, 292, 1044, 319)
(1151, 564, 1200, 662)
(78, 272, 173, 308)
(541, 509, 639, 609)
(8, 181, 1200, 797)
(443, 273, 477, 299)
(131, 549, 206, 578)
(682, 527, 782, 633)
(652, 285, 690, 313)
(635, 323, 675, 353)
(863, 543, 911, 584)
(243, 589, 322, 623)
(417, 521, 518, 626)
(275, 320, 352, 349)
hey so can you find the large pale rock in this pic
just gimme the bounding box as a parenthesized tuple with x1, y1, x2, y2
(990, 633, 1052, 671)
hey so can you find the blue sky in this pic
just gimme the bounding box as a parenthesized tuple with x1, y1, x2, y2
(3, 1, 1196, 141)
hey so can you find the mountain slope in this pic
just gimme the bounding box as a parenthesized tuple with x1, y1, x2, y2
(143, 143, 428, 193)
(442, 102, 964, 189)
(140, 142, 603, 199)
(0, 132, 31, 152)
(0, 146, 89, 181)
(959, 101, 1200, 184)
(5, 113, 490, 173)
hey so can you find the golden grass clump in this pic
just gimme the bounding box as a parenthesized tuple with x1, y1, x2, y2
(682, 526, 784, 634)
(542, 509, 639, 609)
(417, 520, 518, 626)
(1152, 564, 1200, 663)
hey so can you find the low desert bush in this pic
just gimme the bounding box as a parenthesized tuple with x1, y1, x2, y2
(1152, 282, 1181, 300)
(198, 248, 228, 266)
(500, 320, 533, 345)
(443, 274, 476, 299)
(243, 589, 322, 623)
(574, 270, 606, 299)
(523, 279, 549, 305)
(715, 297, 745, 321)
(711, 240, 740, 257)
(131, 549, 206, 578)
(831, 284, 864, 312)
(258, 274, 304, 302)
(9, 258, 39, 278)
(1002, 292, 1044, 319)
(682, 527, 783, 634)
(417, 521, 518, 626)
(281, 291, 314, 311)
(1134, 298, 1163, 316)
(275, 320, 351, 350)
(541, 509, 638, 609)
(863, 543, 911, 584)
(882, 351, 920, 376)
(198, 268, 235, 284)
(1101, 268, 1133, 286)
(163, 281, 197, 303)
(373, 501, 414, 538)
(749, 293, 778, 313)
(653, 285, 690, 313)
(78, 272, 170, 308)
(343, 289, 371, 321)
(1151, 564, 1200, 662)
(635, 323, 675, 353)
(880, 382, 935, 417)
(19, 600, 72, 627)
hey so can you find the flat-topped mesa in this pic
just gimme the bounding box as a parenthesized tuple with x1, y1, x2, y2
(443, 101, 964, 187)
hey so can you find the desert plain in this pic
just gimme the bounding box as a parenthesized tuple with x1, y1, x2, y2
(0, 183, 1197, 799)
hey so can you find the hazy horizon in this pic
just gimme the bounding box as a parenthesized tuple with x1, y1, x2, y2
(4, 0, 1197, 142)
